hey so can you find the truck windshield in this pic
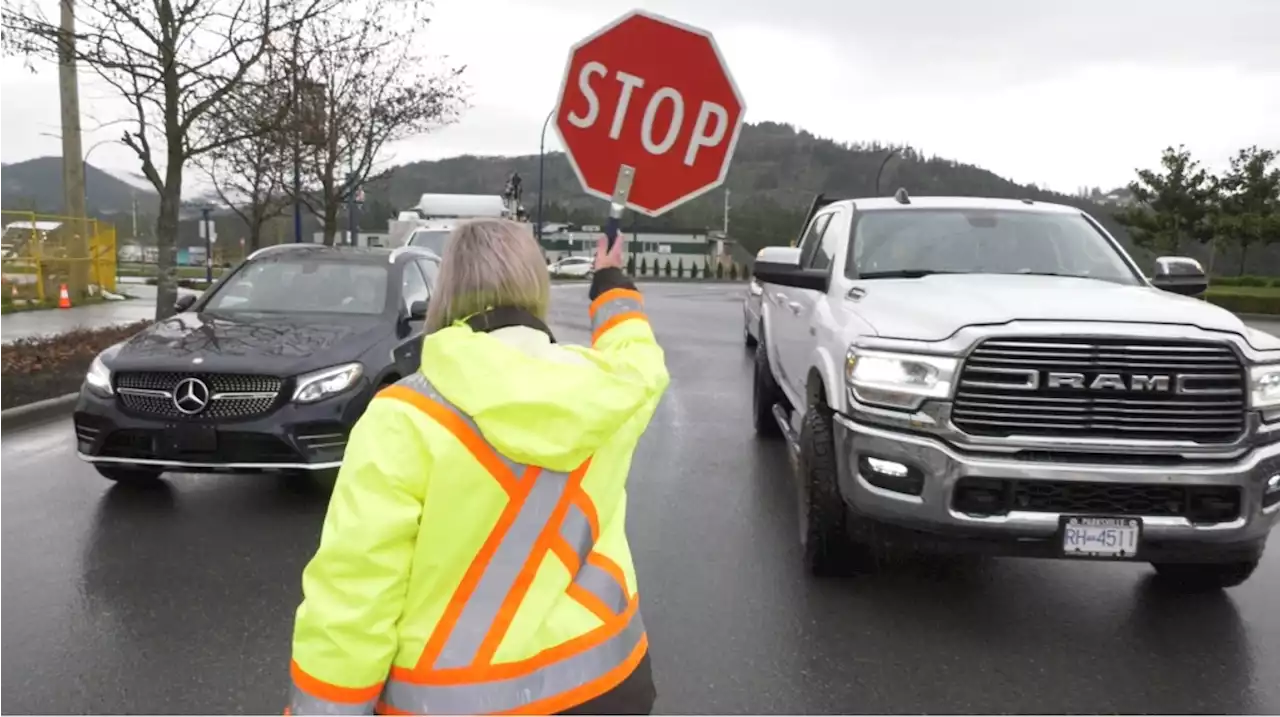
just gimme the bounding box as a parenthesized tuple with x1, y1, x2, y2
(849, 208, 1140, 285)
(408, 230, 450, 256)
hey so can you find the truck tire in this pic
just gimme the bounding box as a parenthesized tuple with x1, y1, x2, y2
(1151, 560, 1260, 590)
(744, 318, 758, 349)
(95, 465, 164, 484)
(797, 404, 858, 576)
(752, 335, 784, 438)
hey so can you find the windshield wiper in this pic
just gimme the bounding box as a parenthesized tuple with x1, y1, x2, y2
(857, 270, 960, 279)
(1000, 270, 1093, 279)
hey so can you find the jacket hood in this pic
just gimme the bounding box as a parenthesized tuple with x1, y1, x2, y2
(851, 274, 1251, 342)
(420, 323, 652, 472)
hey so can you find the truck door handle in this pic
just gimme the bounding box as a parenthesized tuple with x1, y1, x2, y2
(786, 301, 803, 314)
(771, 292, 788, 305)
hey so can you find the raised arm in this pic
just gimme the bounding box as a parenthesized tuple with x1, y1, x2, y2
(586, 236, 669, 397)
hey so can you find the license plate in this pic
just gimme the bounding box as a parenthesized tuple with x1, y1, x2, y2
(1060, 516, 1142, 559)
(165, 424, 218, 454)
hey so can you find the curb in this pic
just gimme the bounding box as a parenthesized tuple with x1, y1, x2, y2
(1, 392, 78, 431)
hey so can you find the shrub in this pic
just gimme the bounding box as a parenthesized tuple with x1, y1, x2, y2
(690, 262, 700, 280)
(1, 320, 152, 409)
(716, 262, 725, 279)
(1204, 288, 1280, 315)
(729, 263, 739, 280)
(626, 254, 636, 276)
(677, 259, 685, 278)
(639, 258, 648, 276)
(664, 259, 672, 277)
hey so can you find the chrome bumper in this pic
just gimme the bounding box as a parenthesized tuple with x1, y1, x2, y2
(77, 453, 341, 472)
(833, 414, 1280, 546)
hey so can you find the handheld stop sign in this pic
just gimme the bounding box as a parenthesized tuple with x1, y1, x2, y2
(553, 9, 746, 248)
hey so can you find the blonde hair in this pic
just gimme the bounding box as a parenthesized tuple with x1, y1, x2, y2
(425, 218, 551, 333)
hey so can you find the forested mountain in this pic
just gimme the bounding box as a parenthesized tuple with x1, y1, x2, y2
(364, 121, 1141, 258)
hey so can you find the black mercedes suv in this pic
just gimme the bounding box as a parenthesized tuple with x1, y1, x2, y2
(73, 243, 442, 484)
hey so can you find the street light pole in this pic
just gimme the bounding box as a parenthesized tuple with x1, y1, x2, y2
(875, 147, 905, 196)
(290, 16, 304, 243)
(535, 108, 555, 242)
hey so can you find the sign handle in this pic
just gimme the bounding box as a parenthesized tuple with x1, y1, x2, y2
(605, 165, 636, 251)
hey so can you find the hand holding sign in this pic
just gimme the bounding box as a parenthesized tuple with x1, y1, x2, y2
(554, 10, 746, 247)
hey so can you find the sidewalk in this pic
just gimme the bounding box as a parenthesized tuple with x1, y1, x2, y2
(1, 284, 196, 344)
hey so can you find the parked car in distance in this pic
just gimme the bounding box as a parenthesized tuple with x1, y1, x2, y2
(73, 244, 442, 485)
(549, 256, 594, 278)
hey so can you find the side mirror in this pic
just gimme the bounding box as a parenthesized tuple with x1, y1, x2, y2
(407, 299, 428, 321)
(173, 294, 197, 313)
(753, 246, 828, 293)
(1151, 256, 1208, 297)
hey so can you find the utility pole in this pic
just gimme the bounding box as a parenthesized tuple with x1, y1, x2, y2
(290, 15, 303, 243)
(131, 192, 139, 241)
(201, 207, 214, 283)
(346, 172, 359, 246)
(57, 0, 89, 299)
(723, 188, 730, 236)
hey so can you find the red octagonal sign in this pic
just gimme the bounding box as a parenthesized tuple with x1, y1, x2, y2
(553, 10, 746, 217)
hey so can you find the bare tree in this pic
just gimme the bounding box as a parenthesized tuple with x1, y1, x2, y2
(287, 0, 466, 245)
(3, 0, 340, 319)
(194, 61, 292, 253)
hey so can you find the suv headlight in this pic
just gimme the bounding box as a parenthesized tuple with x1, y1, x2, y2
(84, 353, 113, 397)
(845, 348, 958, 411)
(293, 362, 363, 404)
(1249, 364, 1280, 411)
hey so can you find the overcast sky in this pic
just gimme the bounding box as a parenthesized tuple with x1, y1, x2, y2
(2, 0, 1277, 195)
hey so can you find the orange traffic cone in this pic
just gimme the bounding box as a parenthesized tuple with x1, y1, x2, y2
(58, 283, 72, 309)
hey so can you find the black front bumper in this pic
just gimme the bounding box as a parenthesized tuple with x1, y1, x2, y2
(73, 379, 375, 473)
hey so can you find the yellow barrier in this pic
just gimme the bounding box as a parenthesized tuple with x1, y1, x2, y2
(1, 210, 117, 303)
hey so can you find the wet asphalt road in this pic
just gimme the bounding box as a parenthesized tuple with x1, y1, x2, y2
(3, 282, 1280, 714)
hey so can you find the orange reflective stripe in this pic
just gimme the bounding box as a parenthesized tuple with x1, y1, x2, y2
(571, 490, 601, 542)
(587, 551, 631, 599)
(376, 384, 520, 496)
(592, 311, 648, 345)
(566, 580, 618, 623)
(589, 288, 643, 319)
(290, 659, 383, 703)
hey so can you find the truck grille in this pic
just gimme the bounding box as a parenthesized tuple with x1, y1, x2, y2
(953, 477, 1242, 523)
(114, 372, 283, 420)
(952, 337, 1246, 444)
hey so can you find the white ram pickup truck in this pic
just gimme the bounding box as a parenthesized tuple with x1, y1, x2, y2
(750, 190, 1280, 589)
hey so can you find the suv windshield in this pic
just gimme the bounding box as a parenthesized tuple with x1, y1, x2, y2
(849, 208, 1140, 285)
(203, 257, 389, 315)
(408, 230, 450, 256)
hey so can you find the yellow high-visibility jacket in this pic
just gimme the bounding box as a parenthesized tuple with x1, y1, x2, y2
(289, 280, 669, 715)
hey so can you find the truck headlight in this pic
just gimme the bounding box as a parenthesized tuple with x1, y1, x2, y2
(846, 348, 958, 411)
(1249, 364, 1280, 411)
(293, 363, 363, 404)
(84, 353, 113, 397)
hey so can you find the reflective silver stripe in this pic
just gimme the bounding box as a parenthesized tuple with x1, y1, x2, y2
(434, 467, 570, 669)
(288, 688, 376, 715)
(382, 609, 646, 715)
(395, 373, 522, 479)
(591, 292, 645, 334)
(575, 562, 629, 614)
(560, 502, 594, 558)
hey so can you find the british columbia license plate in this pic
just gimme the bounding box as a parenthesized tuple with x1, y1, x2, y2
(1060, 516, 1142, 559)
